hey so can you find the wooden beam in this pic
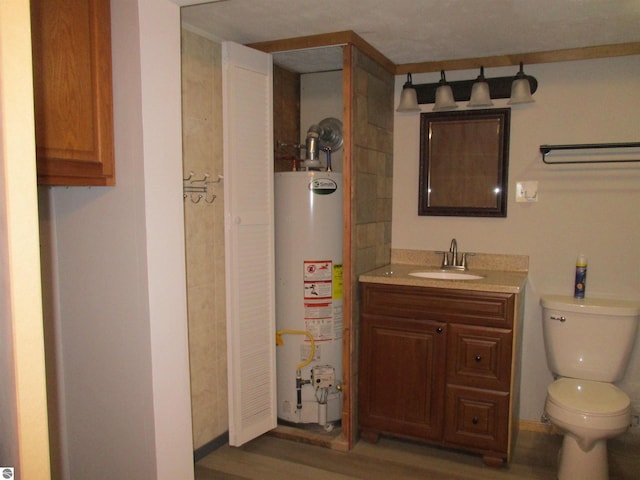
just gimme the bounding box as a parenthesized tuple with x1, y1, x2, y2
(247, 30, 351, 52)
(344, 31, 396, 74)
(341, 43, 354, 451)
(247, 30, 396, 74)
(396, 42, 640, 75)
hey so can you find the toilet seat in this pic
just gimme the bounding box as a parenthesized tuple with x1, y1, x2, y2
(546, 378, 631, 432)
(547, 378, 630, 416)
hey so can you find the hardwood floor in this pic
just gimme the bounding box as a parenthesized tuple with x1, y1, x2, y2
(195, 429, 640, 479)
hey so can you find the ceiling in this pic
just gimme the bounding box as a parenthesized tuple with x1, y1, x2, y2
(181, 0, 640, 74)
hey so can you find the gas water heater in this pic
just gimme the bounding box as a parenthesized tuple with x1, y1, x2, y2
(274, 171, 343, 427)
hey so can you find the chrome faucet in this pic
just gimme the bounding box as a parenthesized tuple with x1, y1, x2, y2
(437, 238, 474, 270)
(449, 238, 458, 267)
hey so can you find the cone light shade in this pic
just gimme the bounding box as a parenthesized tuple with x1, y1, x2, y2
(433, 71, 458, 111)
(508, 62, 535, 105)
(397, 87, 420, 112)
(396, 73, 420, 112)
(468, 66, 493, 107)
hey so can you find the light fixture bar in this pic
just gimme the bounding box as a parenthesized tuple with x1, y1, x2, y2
(413, 74, 538, 105)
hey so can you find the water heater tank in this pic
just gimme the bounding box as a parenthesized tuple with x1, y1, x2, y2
(274, 171, 343, 425)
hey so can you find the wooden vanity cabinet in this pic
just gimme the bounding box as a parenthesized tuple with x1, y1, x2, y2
(30, 0, 115, 186)
(359, 283, 518, 465)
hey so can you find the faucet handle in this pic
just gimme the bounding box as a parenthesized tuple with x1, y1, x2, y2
(435, 251, 449, 267)
(460, 252, 476, 269)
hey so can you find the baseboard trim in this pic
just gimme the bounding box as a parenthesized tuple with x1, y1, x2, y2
(519, 419, 560, 435)
(193, 431, 229, 462)
(192, 421, 556, 461)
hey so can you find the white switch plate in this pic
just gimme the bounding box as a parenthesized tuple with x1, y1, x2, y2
(516, 181, 538, 202)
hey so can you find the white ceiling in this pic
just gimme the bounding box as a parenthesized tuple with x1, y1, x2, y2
(181, 0, 640, 73)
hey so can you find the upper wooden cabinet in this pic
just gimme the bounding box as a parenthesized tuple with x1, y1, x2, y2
(31, 0, 115, 186)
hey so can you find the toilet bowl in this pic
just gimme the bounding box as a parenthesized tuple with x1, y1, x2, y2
(545, 378, 631, 480)
(540, 295, 640, 480)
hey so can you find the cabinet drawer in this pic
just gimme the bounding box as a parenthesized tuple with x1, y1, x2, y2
(447, 324, 512, 391)
(361, 283, 514, 328)
(444, 385, 509, 453)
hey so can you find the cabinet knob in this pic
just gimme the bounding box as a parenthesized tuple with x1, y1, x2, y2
(436, 327, 443, 334)
(472, 416, 479, 425)
(475, 355, 482, 362)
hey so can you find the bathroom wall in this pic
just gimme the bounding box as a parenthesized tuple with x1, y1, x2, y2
(392, 56, 640, 422)
(181, 28, 228, 449)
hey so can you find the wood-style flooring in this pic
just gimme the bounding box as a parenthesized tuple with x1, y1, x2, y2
(195, 429, 640, 479)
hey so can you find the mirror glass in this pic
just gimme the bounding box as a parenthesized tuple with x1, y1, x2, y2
(418, 108, 510, 217)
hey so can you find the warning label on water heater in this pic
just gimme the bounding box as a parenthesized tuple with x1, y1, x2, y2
(304, 260, 332, 282)
(303, 260, 332, 299)
(303, 260, 342, 342)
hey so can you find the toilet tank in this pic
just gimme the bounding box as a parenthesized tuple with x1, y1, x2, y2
(541, 294, 640, 382)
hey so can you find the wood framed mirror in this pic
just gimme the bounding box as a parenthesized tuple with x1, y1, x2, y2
(419, 108, 510, 217)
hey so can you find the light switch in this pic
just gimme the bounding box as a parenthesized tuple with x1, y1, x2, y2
(516, 181, 538, 202)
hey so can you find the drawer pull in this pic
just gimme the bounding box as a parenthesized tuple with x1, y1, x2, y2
(472, 416, 479, 425)
(475, 355, 482, 362)
(436, 327, 443, 334)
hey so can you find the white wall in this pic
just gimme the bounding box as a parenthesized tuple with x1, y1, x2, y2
(393, 56, 640, 421)
(39, 0, 194, 478)
(138, 0, 194, 474)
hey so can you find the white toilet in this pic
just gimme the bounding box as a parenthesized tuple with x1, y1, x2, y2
(541, 294, 640, 480)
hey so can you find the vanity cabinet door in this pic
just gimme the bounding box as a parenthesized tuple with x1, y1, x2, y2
(359, 313, 446, 442)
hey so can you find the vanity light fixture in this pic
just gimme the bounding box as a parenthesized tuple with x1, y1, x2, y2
(433, 70, 458, 111)
(468, 66, 493, 107)
(508, 62, 535, 104)
(396, 63, 538, 112)
(396, 73, 420, 112)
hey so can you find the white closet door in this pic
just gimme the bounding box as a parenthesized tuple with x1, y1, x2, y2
(222, 41, 276, 446)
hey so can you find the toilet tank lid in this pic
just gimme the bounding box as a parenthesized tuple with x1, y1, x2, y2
(540, 294, 640, 316)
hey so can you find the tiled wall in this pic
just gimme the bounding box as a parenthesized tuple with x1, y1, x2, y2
(181, 29, 228, 449)
(352, 49, 394, 281)
(349, 47, 394, 440)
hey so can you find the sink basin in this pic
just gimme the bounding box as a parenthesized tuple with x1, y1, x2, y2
(409, 270, 484, 280)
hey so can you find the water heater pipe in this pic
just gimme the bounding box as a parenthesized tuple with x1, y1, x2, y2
(275, 329, 316, 370)
(305, 125, 322, 162)
(321, 146, 332, 172)
(276, 329, 317, 410)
